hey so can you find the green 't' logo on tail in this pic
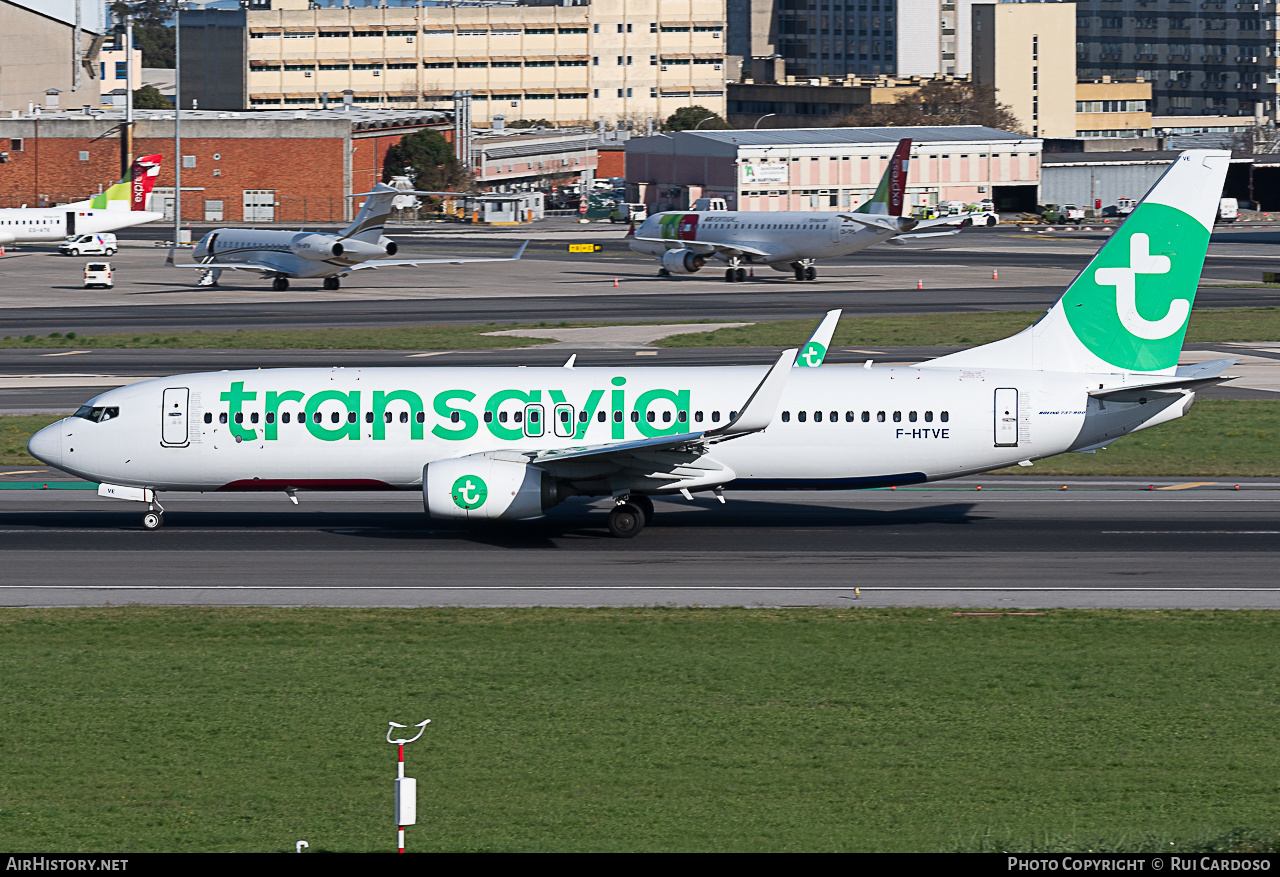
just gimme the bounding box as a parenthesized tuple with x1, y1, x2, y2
(1061, 202, 1208, 372)
(797, 341, 827, 367)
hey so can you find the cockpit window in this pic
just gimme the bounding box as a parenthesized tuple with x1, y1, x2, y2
(73, 405, 119, 423)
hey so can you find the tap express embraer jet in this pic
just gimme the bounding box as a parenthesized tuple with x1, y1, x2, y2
(30, 151, 1235, 537)
(0, 154, 163, 246)
(629, 137, 962, 283)
(166, 183, 526, 291)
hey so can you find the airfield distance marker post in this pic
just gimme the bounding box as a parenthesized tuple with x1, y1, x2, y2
(388, 719, 430, 852)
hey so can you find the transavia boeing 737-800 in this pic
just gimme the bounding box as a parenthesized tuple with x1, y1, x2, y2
(0, 155, 163, 246)
(629, 138, 962, 282)
(165, 183, 526, 291)
(31, 150, 1236, 537)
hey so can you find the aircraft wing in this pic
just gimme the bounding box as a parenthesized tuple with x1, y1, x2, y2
(885, 229, 962, 244)
(631, 235, 776, 259)
(346, 240, 528, 271)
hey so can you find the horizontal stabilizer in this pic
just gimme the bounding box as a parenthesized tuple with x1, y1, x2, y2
(1089, 358, 1237, 401)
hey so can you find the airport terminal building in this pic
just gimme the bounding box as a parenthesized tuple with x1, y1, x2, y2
(625, 126, 1042, 213)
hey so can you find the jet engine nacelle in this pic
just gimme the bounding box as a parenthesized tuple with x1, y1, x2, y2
(661, 248, 706, 274)
(290, 233, 344, 260)
(424, 457, 561, 521)
(378, 236, 398, 257)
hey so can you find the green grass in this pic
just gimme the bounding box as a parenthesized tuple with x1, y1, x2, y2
(657, 307, 1280, 348)
(0, 415, 59, 466)
(0, 325, 555, 351)
(2, 607, 1280, 852)
(2, 308, 1276, 351)
(3, 400, 1277, 475)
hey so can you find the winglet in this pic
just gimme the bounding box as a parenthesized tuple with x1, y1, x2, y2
(795, 309, 841, 368)
(710, 347, 798, 436)
(513, 240, 529, 260)
(164, 246, 177, 267)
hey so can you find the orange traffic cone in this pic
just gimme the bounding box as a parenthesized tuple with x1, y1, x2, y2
(992, 268, 998, 280)
(613, 277, 619, 287)
(916, 278, 923, 290)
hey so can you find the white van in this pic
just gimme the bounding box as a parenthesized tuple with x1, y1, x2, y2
(60, 233, 118, 256)
(1218, 197, 1239, 223)
(83, 262, 114, 289)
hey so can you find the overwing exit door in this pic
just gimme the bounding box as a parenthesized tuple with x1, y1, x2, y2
(994, 387, 1018, 447)
(161, 387, 189, 447)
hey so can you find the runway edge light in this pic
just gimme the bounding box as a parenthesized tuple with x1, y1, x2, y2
(388, 719, 430, 852)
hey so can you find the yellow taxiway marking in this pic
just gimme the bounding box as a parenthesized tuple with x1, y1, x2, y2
(0, 470, 48, 476)
(39, 350, 91, 357)
(405, 351, 451, 358)
(1157, 481, 1218, 491)
(845, 349, 885, 355)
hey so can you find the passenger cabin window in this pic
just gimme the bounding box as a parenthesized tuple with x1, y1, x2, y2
(203, 413, 213, 424)
(220, 413, 228, 424)
(941, 411, 950, 422)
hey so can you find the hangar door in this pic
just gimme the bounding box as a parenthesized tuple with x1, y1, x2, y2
(243, 190, 275, 222)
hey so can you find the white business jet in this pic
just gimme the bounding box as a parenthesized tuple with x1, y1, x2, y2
(0, 155, 164, 246)
(31, 150, 1235, 537)
(629, 138, 962, 282)
(166, 183, 526, 291)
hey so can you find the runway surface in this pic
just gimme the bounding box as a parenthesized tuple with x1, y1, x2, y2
(2, 482, 1276, 610)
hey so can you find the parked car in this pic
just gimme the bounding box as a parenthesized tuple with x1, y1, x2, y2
(60, 233, 117, 256)
(1218, 197, 1239, 223)
(1040, 204, 1084, 224)
(83, 262, 113, 289)
(1115, 197, 1138, 216)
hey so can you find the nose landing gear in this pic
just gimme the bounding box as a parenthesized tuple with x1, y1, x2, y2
(271, 275, 290, 291)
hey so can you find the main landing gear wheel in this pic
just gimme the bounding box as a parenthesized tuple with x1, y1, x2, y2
(630, 495, 654, 524)
(142, 512, 163, 530)
(658, 268, 671, 277)
(272, 276, 290, 291)
(323, 276, 340, 290)
(607, 502, 645, 538)
(804, 265, 817, 281)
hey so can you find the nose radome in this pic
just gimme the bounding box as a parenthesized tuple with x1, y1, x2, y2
(27, 423, 62, 467)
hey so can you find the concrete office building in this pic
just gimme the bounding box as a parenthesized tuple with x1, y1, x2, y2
(1074, 0, 1275, 120)
(971, 0, 1077, 137)
(0, 0, 105, 114)
(180, 0, 728, 128)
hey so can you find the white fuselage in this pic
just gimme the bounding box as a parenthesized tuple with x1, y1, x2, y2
(0, 202, 163, 245)
(32, 364, 1189, 494)
(193, 229, 389, 278)
(629, 211, 895, 266)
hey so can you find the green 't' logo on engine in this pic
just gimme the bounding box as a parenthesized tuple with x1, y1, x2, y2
(1062, 202, 1207, 372)
(451, 475, 488, 510)
(797, 341, 827, 367)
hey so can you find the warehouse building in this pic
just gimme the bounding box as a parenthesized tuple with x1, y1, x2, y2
(0, 107, 452, 223)
(625, 125, 1042, 213)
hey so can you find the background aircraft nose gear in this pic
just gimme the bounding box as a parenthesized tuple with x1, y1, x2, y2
(323, 276, 341, 290)
(272, 275, 290, 291)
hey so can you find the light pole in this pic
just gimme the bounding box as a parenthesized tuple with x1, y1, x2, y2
(693, 114, 717, 130)
(173, 1, 182, 245)
(754, 113, 777, 129)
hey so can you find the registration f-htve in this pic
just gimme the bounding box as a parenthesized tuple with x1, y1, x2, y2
(30, 151, 1236, 537)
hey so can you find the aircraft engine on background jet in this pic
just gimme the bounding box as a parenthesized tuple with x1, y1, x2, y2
(661, 248, 707, 274)
(290, 233, 344, 260)
(378, 236, 398, 257)
(424, 457, 565, 521)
